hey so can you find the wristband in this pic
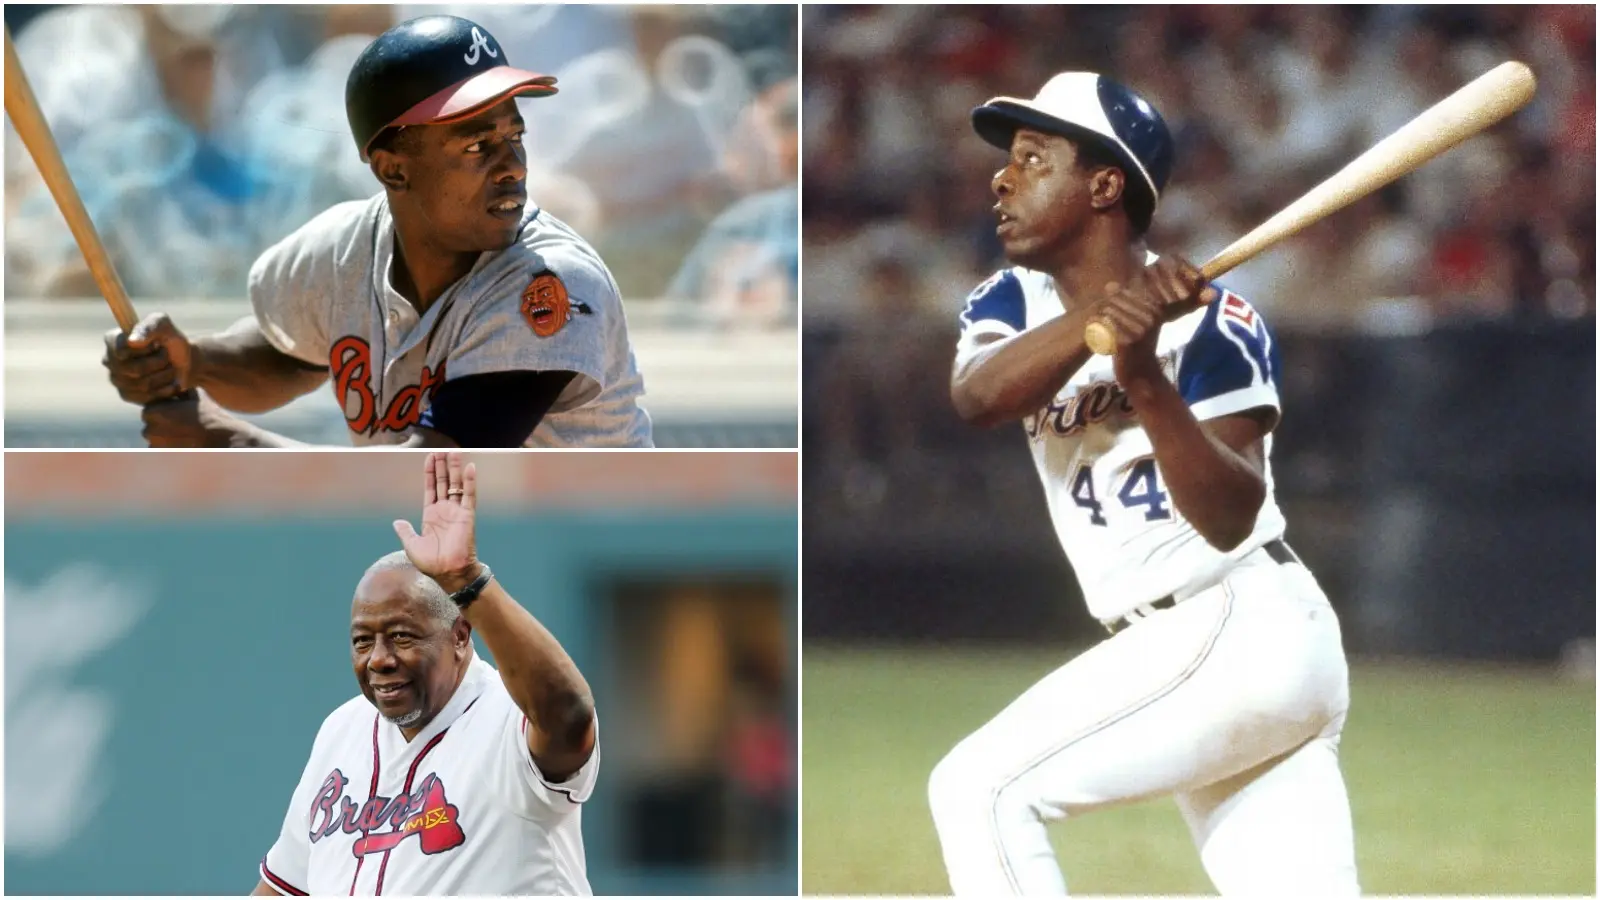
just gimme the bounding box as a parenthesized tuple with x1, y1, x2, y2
(450, 564, 493, 611)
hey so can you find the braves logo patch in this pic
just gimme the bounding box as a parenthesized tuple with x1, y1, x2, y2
(308, 770, 467, 857)
(350, 774, 464, 858)
(520, 272, 593, 337)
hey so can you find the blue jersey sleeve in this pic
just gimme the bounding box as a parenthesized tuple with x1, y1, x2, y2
(958, 270, 1027, 337)
(1175, 289, 1281, 421)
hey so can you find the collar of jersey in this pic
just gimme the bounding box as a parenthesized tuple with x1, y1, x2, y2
(369, 196, 542, 355)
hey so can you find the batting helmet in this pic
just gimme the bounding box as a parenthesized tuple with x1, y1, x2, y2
(346, 15, 558, 162)
(972, 72, 1174, 231)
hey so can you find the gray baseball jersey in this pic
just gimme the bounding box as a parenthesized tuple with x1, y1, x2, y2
(249, 193, 653, 447)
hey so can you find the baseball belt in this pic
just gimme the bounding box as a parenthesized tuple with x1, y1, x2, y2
(1105, 538, 1301, 636)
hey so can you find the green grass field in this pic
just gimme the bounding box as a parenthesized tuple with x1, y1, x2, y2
(802, 645, 1595, 895)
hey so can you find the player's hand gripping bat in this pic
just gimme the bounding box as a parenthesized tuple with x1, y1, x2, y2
(1084, 60, 1538, 356)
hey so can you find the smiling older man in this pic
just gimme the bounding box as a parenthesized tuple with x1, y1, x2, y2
(255, 452, 598, 896)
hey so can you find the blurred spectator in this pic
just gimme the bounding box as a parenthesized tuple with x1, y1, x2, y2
(6, 6, 314, 300)
(4, 4, 797, 327)
(666, 71, 798, 329)
(802, 5, 1595, 329)
(803, 4, 1595, 522)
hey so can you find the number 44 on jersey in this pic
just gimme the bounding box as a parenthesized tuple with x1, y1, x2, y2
(1070, 458, 1172, 525)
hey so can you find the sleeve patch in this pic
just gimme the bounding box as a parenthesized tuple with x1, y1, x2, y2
(1219, 292, 1258, 332)
(1175, 288, 1278, 406)
(520, 272, 594, 337)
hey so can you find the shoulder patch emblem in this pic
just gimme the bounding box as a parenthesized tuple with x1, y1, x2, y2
(521, 273, 571, 337)
(1220, 291, 1258, 331)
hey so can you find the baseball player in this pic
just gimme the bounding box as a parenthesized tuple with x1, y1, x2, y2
(928, 73, 1359, 895)
(254, 452, 596, 896)
(104, 15, 652, 448)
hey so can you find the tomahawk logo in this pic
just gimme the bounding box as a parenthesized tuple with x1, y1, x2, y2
(5, 565, 150, 857)
(309, 771, 467, 857)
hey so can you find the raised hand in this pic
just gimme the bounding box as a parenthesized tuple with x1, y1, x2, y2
(393, 452, 480, 585)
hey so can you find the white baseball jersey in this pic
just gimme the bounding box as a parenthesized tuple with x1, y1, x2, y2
(259, 656, 597, 896)
(955, 257, 1287, 622)
(249, 193, 653, 447)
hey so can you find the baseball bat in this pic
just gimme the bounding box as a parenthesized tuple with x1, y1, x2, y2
(1084, 60, 1538, 356)
(4, 25, 140, 332)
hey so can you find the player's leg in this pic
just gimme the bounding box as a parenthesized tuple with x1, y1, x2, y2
(1174, 563, 1360, 895)
(1174, 733, 1360, 896)
(926, 598, 1232, 895)
(927, 560, 1349, 896)
(924, 583, 1286, 893)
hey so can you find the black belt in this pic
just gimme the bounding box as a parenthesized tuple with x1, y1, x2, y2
(1105, 539, 1300, 636)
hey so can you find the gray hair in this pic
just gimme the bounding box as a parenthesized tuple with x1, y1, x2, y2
(364, 550, 460, 628)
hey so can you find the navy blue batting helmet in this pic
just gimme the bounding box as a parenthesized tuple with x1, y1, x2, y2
(972, 72, 1174, 230)
(346, 15, 558, 162)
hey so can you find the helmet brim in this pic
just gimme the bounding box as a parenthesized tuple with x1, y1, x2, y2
(972, 97, 1162, 232)
(362, 67, 558, 161)
(972, 99, 1157, 201)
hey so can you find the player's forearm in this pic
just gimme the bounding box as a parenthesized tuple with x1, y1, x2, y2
(1121, 372, 1265, 551)
(191, 319, 328, 413)
(951, 311, 1098, 426)
(448, 572, 595, 753)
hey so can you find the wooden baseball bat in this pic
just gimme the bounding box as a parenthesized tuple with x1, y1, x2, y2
(1085, 60, 1538, 355)
(5, 25, 140, 332)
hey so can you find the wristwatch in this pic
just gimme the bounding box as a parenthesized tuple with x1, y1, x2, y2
(450, 564, 494, 611)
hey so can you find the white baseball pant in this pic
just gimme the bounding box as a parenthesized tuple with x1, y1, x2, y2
(928, 550, 1359, 896)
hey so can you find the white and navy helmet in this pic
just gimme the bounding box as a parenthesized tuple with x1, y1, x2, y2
(972, 72, 1174, 230)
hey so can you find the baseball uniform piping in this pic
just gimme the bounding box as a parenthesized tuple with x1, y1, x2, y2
(988, 584, 1236, 892)
(260, 858, 307, 896)
(372, 696, 477, 894)
(520, 714, 591, 804)
(349, 714, 383, 895)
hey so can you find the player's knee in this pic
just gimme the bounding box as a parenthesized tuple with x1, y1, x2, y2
(927, 740, 988, 828)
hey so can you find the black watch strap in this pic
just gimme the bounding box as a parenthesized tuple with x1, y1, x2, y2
(450, 564, 494, 610)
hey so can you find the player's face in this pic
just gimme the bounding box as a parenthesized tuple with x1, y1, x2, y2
(403, 99, 529, 253)
(991, 129, 1092, 268)
(350, 571, 471, 731)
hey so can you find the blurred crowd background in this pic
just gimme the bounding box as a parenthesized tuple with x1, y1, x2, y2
(4, 3, 797, 328)
(804, 5, 1593, 667)
(804, 4, 1592, 329)
(5, 453, 797, 896)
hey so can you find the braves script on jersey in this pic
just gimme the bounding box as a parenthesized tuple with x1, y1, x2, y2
(260, 656, 597, 896)
(249, 194, 653, 447)
(955, 256, 1286, 623)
